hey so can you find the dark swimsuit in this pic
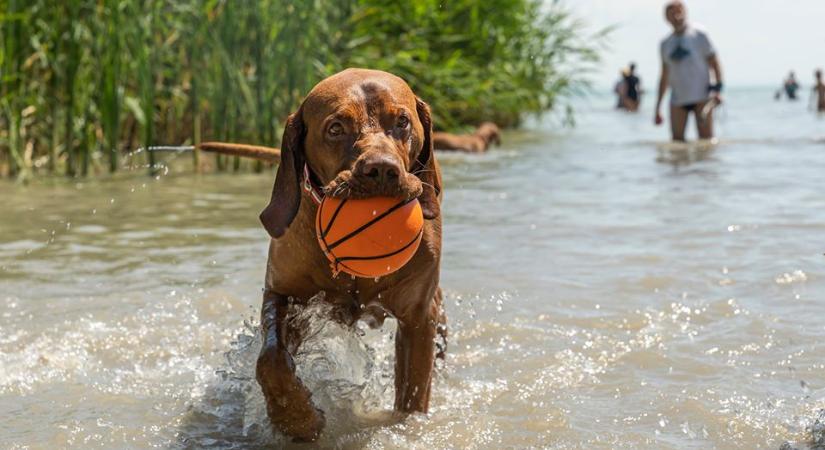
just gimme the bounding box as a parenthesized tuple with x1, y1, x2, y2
(624, 75, 639, 102)
(679, 84, 720, 112)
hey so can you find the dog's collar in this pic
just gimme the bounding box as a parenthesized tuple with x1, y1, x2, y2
(302, 164, 324, 205)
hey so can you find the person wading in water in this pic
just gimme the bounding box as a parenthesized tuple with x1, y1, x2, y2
(654, 1, 724, 142)
(812, 69, 825, 113)
(620, 63, 642, 112)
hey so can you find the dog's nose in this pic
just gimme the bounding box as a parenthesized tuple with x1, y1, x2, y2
(356, 154, 401, 184)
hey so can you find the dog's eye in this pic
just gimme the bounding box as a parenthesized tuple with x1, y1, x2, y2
(328, 122, 344, 137)
(397, 115, 410, 129)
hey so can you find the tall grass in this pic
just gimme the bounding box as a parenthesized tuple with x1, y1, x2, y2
(0, 0, 606, 179)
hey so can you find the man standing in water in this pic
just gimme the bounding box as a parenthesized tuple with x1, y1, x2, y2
(654, 1, 724, 141)
(813, 69, 825, 113)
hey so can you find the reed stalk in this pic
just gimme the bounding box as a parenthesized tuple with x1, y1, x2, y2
(0, 0, 606, 179)
(99, 0, 122, 173)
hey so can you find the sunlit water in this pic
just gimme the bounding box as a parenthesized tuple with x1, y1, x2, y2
(2, 88, 825, 449)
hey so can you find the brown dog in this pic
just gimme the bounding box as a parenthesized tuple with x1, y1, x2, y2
(433, 121, 501, 153)
(255, 68, 445, 442)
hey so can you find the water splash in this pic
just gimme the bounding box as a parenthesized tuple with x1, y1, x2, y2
(178, 296, 400, 448)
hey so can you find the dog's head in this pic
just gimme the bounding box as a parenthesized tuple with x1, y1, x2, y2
(260, 68, 441, 239)
(476, 122, 501, 146)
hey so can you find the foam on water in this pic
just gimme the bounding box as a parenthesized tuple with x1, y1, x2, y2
(2, 286, 825, 448)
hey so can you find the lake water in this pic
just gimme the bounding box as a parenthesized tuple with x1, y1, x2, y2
(2, 88, 825, 449)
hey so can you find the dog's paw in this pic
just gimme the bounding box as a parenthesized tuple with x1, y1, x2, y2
(255, 347, 326, 442)
(287, 407, 326, 443)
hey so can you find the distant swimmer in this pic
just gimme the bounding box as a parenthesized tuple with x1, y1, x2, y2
(615, 64, 642, 112)
(622, 63, 642, 111)
(813, 69, 825, 112)
(654, 1, 724, 142)
(777, 71, 800, 100)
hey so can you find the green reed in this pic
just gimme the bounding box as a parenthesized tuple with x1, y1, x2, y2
(0, 0, 606, 179)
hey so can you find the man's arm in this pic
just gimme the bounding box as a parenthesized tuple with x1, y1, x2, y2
(708, 54, 723, 102)
(654, 60, 669, 125)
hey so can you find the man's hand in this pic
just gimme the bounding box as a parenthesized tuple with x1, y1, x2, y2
(710, 91, 723, 105)
(655, 61, 669, 127)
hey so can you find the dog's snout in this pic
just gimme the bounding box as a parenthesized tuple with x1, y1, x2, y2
(357, 154, 401, 184)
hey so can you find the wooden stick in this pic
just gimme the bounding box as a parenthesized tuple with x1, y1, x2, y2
(197, 142, 281, 162)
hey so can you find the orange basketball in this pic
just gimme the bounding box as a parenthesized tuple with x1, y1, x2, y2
(315, 196, 424, 278)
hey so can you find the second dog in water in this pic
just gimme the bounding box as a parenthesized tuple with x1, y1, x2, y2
(433, 122, 501, 153)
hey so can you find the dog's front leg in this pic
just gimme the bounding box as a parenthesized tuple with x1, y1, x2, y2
(393, 290, 439, 413)
(256, 290, 325, 442)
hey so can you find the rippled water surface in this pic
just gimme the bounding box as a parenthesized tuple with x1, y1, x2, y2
(2, 88, 825, 449)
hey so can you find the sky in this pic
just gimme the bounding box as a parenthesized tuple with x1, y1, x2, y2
(565, 0, 825, 89)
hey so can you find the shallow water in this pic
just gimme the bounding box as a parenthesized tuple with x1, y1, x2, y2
(2, 88, 825, 449)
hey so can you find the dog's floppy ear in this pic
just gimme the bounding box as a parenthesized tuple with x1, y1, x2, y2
(260, 109, 306, 238)
(413, 97, 442, 220)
